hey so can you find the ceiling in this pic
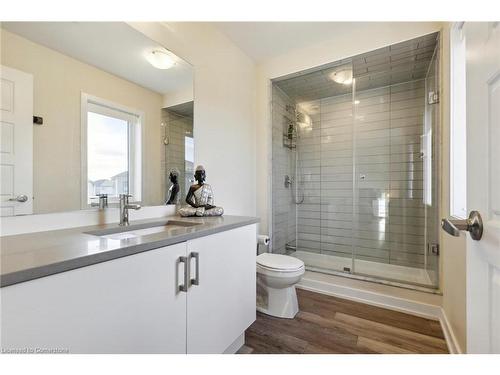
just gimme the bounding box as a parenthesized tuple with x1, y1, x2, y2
(1, 22, 194, 95)
(213, 22, 360, 62)
(274, 32, 438, 103)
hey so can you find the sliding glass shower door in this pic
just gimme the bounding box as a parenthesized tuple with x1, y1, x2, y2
(294, 61, 355, 273)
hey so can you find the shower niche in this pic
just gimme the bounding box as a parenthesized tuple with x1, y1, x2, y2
(271, 32, 441, 290)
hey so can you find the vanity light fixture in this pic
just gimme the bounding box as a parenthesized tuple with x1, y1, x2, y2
(145, 48, 176, 70)
(329, 68, 353, 85)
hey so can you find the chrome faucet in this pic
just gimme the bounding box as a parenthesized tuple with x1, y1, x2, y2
(91, 194, 108, 210)
(119, 194, 141, 226)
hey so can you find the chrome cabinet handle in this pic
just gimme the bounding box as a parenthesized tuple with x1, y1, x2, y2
(190, 252, 200, 286)
(8, 195, 28, 203)
(178, 256, 189, 292)
(441, 210, 483, 241)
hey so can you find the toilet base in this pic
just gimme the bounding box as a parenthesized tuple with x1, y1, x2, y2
(256, 284, 299, 319)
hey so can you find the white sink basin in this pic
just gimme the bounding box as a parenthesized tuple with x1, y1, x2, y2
(85, 220, 202, 239)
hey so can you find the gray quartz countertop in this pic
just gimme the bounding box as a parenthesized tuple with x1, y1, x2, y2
(0, 215, 259, 287)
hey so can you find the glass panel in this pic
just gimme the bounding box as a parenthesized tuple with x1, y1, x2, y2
(351, 37, 440, 288)
(272, 59, 354, 273)
(271, 85, 298, 255)
(317, 61, 354, 273)
(87, 111, 129, 203)
(423, 43, 440, 287)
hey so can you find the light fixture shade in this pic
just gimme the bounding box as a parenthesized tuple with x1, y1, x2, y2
(145, 48, 176, 70)
(329, 68, 353, 85)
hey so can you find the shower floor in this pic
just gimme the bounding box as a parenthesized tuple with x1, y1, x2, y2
(293, 250, 434, 287)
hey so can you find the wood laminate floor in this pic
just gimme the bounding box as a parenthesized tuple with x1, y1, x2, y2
(241, 289, 448, 354)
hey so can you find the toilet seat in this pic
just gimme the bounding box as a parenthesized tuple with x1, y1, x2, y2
(257, 253, 304, 273)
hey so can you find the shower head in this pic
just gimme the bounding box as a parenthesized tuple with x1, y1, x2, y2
(296, 111, 308, 123)
(296, 111, 312, 132)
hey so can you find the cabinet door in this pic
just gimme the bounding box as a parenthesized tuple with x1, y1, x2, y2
(1, 243, 188, 353)
(186, 224, 256, 353)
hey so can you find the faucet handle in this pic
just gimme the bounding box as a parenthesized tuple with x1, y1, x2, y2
(91, 194, 108, 209)
(119, 194, 132, 203)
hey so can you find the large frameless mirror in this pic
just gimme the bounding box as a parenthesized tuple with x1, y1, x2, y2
(0, 22, 194, 215)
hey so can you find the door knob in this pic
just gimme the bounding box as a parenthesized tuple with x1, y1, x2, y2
(441, 210, 483, 241)
(8, 194, 28, 203)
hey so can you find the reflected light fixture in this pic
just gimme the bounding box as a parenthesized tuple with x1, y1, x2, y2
(329, 68, 353, 85)
(145, 48, 176, 69)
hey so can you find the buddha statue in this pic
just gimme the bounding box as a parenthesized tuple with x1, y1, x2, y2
(165, 169, 180, 205)
(178, 165, 224, 217)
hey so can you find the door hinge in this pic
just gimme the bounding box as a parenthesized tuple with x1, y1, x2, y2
(428, 91, 439, 104)
(427, 243, 440, 256)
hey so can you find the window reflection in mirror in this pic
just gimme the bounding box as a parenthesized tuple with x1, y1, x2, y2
(84, 95, 143, 207)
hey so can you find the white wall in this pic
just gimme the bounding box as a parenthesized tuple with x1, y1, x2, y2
(129, 22, 257, 217)
(256, 22, 443, 235)
(439, 25, 467, 352)
(162, 85, 194, 108)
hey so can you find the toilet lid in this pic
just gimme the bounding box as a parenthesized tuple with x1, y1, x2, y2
(257, 253, 304, 271)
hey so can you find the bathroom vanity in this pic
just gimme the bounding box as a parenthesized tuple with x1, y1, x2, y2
(0, 215, 258, 354)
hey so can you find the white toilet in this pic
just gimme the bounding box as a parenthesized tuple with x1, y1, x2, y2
(256, 253, 305, 319)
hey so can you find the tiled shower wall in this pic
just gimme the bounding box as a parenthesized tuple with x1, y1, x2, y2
(161, 109, 194, 203)
(271, 86, 297, 254)
(294, 80, 428, 269)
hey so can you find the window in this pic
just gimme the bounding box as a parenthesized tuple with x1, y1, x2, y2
(81, 94, 143, 207)
(450, 24, 467, 219)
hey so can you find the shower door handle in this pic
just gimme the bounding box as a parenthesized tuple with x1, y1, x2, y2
(441, 211, 483, 241)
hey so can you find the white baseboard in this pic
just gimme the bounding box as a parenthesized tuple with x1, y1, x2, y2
(436, 308, 463, 354)
(297, 273, 462, 354)
(223, 333, 245, 354)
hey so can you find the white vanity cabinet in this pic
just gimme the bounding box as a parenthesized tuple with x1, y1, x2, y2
(0, 224, 257, 354)
(186, 224, 256, 353)
(1, 242, 188, 353)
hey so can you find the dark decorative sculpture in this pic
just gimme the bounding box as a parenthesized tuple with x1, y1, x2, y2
(166, 169, 180, 205)
(178, 165, 224, 217)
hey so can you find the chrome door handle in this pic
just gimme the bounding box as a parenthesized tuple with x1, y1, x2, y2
(8, 195, 28, 203)
(441, 210, 483, 241)
(178, 256, 189, 292)
(190, 252, 200, 286)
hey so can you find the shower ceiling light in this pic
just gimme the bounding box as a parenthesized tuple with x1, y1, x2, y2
(329, 69, 353, 85)
(145, 48, 176, 69)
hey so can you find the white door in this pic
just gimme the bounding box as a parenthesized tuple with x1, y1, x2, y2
(1, 243, 188, 353)
(463, 22, 500, 353)
(186, 225, 257, 353)
(0, 65, 33, 216)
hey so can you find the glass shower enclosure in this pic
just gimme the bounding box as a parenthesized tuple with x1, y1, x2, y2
(271, 33, 441, 290)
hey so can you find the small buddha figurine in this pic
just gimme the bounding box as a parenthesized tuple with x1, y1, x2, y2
(178, 165, 224, 217)
(166, 169, 180, 205)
